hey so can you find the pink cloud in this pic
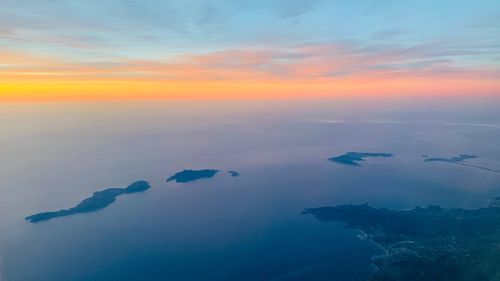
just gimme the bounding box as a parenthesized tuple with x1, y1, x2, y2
(1, 41, 499, 83)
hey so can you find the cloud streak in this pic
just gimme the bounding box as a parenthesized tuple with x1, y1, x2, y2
(2, 40, 499, 81)
(1, 0, 499, 100)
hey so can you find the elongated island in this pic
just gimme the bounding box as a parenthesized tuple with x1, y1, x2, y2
(26, 181, 150, 223)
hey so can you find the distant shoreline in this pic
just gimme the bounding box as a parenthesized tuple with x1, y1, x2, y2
(304, 197, 500, 280)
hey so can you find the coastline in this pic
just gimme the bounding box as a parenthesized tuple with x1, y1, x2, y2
(304, 199, 500, 280)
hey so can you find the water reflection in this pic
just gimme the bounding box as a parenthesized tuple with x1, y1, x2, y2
(0, 98, 499, 280)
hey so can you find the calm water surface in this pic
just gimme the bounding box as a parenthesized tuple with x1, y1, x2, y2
(1, 99, 499, 281)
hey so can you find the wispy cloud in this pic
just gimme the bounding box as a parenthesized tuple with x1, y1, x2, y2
(1, 40, 499, 81)
(1, 0, 499, 99)
(370, 29, 412, 41)
(274, 0, 323, 18)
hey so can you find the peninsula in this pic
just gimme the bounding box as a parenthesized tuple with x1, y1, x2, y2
(423, 154, 477, 163)
(304, 199, 500, 281)
(423, 154, 499, 173)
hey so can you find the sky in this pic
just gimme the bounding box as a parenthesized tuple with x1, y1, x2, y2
(1, 0, 499, 100)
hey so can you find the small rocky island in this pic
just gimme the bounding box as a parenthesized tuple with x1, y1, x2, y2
(423, 154, 499, 173)
(329, 152, 393, 166)
(167, 169, 240, 183)
(304, 198, 500, 281)
(167, 169, 219, 183)
(26, 181, 150, 223)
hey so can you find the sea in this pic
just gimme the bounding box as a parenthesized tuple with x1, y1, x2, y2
(0, 97, 499, 281)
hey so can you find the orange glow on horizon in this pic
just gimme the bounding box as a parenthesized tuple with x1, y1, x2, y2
(2, 45, 499, 102)
(1, 76, 499, 102)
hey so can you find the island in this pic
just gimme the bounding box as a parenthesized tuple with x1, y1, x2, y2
(25, 180, 150, 223)
(228, 170, 240, 177)
(329, 152, 393, 166)
(423, 154, 499, 173)
(423, 154, 478, 163)
(303, 199, 500, 281)
(166, 169, 219, 183)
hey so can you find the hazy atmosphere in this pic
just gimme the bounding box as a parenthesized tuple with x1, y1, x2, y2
(1, 1, 500, 281)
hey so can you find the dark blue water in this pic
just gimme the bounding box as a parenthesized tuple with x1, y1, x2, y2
(1, 99, 499, 281)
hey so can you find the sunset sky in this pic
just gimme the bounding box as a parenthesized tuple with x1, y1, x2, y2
(1, 0, 499, 100)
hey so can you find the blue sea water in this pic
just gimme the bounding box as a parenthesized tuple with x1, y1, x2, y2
(0, 98, 499, 281)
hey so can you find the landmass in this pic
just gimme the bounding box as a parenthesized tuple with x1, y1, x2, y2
(25, 181, 150, 223)
(329, 152, 393, 166)
(303, 198, 500, 281)
(166, 169, 219, 183)
(423, 154, 499, 173)
(228, 170, 240, 177)
(423, 154, 478, 163)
